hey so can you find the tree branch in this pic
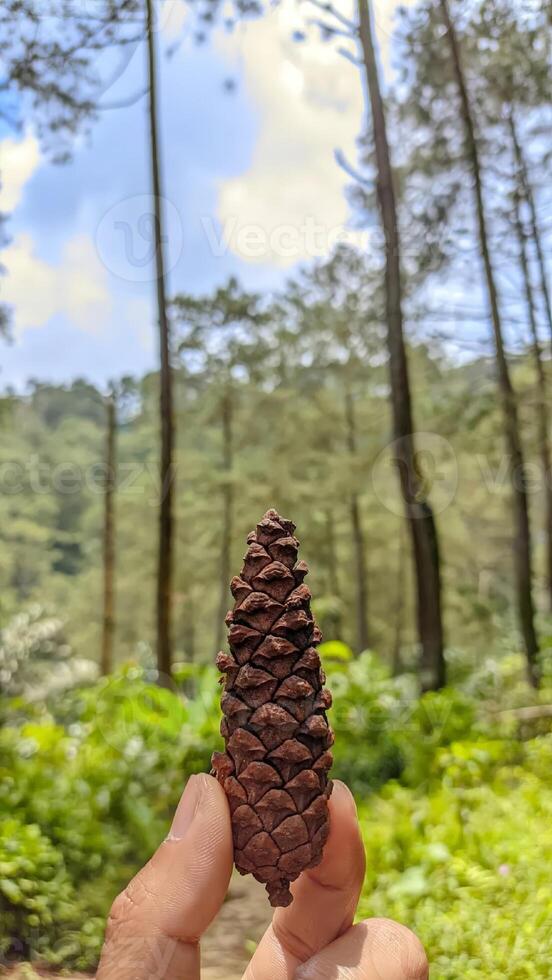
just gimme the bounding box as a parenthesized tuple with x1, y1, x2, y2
(304, 0, 357, 32)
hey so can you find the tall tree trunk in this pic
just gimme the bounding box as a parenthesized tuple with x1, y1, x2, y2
(325, 508, 343, 638)
(358, 0, 445, 690)
(215, 385, 234, 652)
(182, 588, 196, 661)
(512, 178, 552, 612)
(440, 0, 539, 686)
(146, 0, 174, 684)
(391, 519, 407, 677)
(509, 109, 552, 354)
(100, 392, 116, 676)
(345, 388, 370, 652)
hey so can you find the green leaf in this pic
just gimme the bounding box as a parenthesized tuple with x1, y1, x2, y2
(319, 640, 354, 663)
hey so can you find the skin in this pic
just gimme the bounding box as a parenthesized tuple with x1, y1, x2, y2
(97, 775, 428, 980)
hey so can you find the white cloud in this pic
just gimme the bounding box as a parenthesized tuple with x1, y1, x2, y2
(2, 233, 111, 334)
(159, 0, 189, 39)
(214, 0, 414, 267)
(0, 133, 41, 212)
(126, 297, 154, 353)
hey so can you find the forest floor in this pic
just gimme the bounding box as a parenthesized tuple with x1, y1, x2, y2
(202, 873, 271, 978)
(1, 873, 272, 980)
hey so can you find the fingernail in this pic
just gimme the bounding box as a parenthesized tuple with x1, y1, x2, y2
(334, 780, 358, 815)
(167, 774, 203, 841)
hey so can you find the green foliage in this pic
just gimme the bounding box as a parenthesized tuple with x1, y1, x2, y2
(323, 647, 487, 793)
(0, 664, 219, 968)
(358, 735, 552, 977)
(2, 289, 551, 671)
(399, 687, 481, 787)
(318, 639, 354, 662)
(324, 649, 411, 791)
(2, 644, 552, 972)
(0, 819, 103, 969)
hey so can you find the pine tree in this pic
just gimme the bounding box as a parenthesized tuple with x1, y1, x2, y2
(277, 247, 385, 655)
(437, 0, 539, 685)
(172, 278, 271, 654)
(145, 0, 175, 685)
(100, 390, 117, 676)
(463, 0, 552, 610)
(509, 111, 552, 355)
(357, 0, 446, 690)
(470, 0, 552, 353)
(344, 387, 370, 652)
(511, 181, 552, 612)
(397, 0, 542, 685)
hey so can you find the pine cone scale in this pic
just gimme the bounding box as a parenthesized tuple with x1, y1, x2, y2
(212, 509, 334, 907)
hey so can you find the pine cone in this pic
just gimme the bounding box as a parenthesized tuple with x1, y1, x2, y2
(211, 509, 334, 908)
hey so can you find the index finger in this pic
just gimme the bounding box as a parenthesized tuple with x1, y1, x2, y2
(242, 780, 365, 980)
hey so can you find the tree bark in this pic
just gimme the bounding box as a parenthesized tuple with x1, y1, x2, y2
(511, 165, 552, 612)
(146, 0, 174, 685)
(391, 519, 407, 676)
(509, 109, 552, 355)
(358, 0, 446, 690)
(215, 385, 234, 653)
(345, 387, 370, 653)
(440, 0, 539, 686)
(325, 508, 343, 638)
(182, 590, 196, 661)
(100, 392, 116, 676)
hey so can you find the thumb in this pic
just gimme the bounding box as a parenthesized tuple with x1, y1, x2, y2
(97, 774, 233, 980)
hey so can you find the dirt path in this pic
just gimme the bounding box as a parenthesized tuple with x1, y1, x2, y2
(201, 872, 272, 979)
(2, 873, 272, 980)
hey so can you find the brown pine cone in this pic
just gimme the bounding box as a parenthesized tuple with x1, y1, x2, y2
(211, 509, 334, 908)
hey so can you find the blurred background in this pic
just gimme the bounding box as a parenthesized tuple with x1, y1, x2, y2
(0, 0, 551, 976)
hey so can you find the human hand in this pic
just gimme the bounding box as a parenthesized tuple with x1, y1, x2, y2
(97, 774, 428, 979)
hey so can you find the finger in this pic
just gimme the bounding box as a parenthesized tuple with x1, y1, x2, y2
(243, 780, 365, 980)
(97, 773, 233, 980)
(296, 919, 429, 980)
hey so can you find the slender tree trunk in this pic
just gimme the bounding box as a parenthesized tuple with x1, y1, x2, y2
(509, 110, 552, 354)
(358, 0, 445, 690)
(182, 590, 196, 661)
(325, 509, 341, 603)
(179, 585, 197, 697)
(345, 388, 370, 653)
(215, 385, 234, 652)
(325, 508, 343, 637)
(512, 181, 552, 611)
(179, 526, 196, 663)
(146, 0, 174, 684)
(391, 519, 407, 676)
(440, 0, 539, 686)
(100, 392, 116, 676)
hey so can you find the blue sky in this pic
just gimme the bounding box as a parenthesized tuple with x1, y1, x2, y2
(5, 0, 542, 392)
(2, 0, 410, 390)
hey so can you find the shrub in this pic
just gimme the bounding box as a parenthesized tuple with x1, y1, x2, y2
(321, 646, 488, 793)
(323, 648, 410, 792)
(357, 735, 552, 978)
(3, 646, 551, 973)
(0, 605, 96, 704)
(0, 663, 220, 967)
(0, 818, 104, 969)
